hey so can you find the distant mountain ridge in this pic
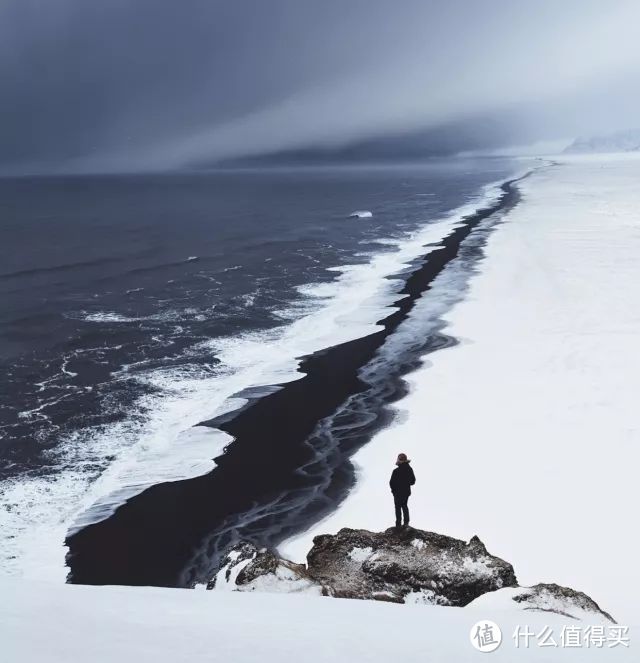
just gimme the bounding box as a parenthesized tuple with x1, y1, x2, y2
(564, 129, 640, 154)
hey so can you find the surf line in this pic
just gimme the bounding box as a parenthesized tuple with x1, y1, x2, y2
(66, 172, 530, 588)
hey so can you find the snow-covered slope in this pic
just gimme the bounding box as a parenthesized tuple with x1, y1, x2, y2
(280, 155, 640, 625)
(564, 129, 640, 153)
(0, 575, 633, 662)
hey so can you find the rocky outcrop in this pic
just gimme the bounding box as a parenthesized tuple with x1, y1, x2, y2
(208, 542, 321, 595)
(209, 527, 615, 622)
(211, 526, 515, 606)
(305, 527, 516, 605)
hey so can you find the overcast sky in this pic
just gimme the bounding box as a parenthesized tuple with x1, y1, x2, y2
(1, 0, 639, 173)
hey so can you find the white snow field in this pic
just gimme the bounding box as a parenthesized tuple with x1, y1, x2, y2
(281, 155, 640, 626)
(0, 575, 633, 662)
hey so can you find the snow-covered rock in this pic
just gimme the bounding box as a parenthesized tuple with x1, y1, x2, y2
(469, 584, 616, 624)
(306, 527, 516, 605)
(211, 526, 517, 606)
(210, 542, 322, 595)
(210, 527, 615, 622)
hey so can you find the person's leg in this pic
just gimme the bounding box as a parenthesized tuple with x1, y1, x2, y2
(402, 496, 410, 526)
(393, 495, 401, 527)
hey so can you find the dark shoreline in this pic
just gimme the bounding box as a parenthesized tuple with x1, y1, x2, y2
(66, 174, 526, 587)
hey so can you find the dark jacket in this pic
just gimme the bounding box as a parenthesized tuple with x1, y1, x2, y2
(389, 462, 416, 496)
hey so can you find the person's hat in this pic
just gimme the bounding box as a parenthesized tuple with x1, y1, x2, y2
(396, 453, 409, 464)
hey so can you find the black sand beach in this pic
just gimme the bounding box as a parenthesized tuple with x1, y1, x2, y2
(65, 176, 524, 587)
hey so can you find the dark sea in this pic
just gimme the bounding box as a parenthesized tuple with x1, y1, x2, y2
(0, 159, 516, 576)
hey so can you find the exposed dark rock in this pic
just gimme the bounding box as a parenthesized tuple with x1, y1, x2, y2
(209, 542, 320, 594)
(211, 541, 256, 588)
(306, 527, 516, 605)
(211, 526, 516, 605)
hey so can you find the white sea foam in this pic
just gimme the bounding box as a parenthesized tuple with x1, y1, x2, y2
(78, 307, 215, 324)
(82, 312, 143, 323)
(0, 176, 512, 580)
(349, 210, 373, 219)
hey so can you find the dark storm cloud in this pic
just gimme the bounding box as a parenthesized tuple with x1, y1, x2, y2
(1, 0, 639, 173)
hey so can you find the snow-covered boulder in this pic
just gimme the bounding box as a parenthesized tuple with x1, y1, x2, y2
(306, 527, 516, 605)
(468, 583, 616, 623)
(209, 542, 322, 595)
(208, 528, 615, 621)
(210, 527, 517, 606)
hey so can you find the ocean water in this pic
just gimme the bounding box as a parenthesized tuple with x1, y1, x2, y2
(0, 159, 516, 577)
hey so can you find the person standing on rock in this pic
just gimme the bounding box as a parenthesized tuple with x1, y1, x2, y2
(389, 453, 416, 528)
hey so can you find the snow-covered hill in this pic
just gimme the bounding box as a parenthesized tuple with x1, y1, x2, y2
(564, 129, 640, 153)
